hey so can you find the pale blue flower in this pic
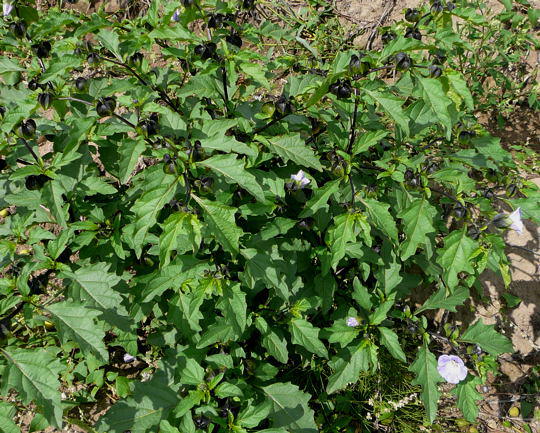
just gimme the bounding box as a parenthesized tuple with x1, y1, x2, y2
(492, 207, 524, 235)
(290, 170, 310, 188)
(3, 0, 14, 16)
(123, 353, 136, 363)
(437, 354, 467, 384)
(171, 9, 181, 22)
(346, 316, 359, 327)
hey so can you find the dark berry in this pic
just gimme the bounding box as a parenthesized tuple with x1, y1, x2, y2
(275, 96, 293, 115)
(194, 416, 210, 429)
(96, 97, 116, 117)
(428, 65, 442, 78)
(381, 31, 396, 45)
(431, 1, 444, 13)
(19, 119, 37, 139)
(446, 2, 456, 11)
(10, 22, 26, 38)
(28, 79, 40, 91)
(208, 13, 225, 29)
(0, 159, 7, 171)
(140, 119, 159, 136)
(404, 27, 422, 40)
(194, 44, 205, 56)
(226, 33, 242, 48)
(182, 0, 194, 6)
(87, 53, 100, 64)
(405, 8, 421, 22)
(75, 77, 88, 91)
(130, 52, 144, 66)
(38, 92, 52, 109)
(453, 204, 467, 219)
(32, 41, 52, 58)
(395, 52, 412, 70)
(25, 174, 50, 190)
(242, 0, 255, 9)
(0, 106, 5, 118)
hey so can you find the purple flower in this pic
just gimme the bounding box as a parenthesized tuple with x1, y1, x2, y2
(3, 0, 14, 16)
(123, 353, 136, 363)
(171, 9, 181, 22)
(346, 316, 359, 327)
(437, 354, 468, 384)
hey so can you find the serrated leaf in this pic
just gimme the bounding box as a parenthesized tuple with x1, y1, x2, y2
(436, 228, 477, 290)
(289, 318, 328, 358)
(299, 179, 340, 218)
(159, 212, 202, 267)
(363, 90, 410, 136)
(255, 317, 289, 363)
(362, 199, 398, 241)
(452, 376, 482, 422)
(61, 262, 123, 310)
(459, 320, 513, 355)
(325, 321, 359, 348)
(177, 356, 205, 386)
(415, 286, 469, 314)
(0, 401, 21, 433)
(97, 29, 121, 59)
(47, 301, 108, 362)
(117, 137, 145, 184)
(326, 213, 357, 269)
(192, 195, 243, 256)
(418, 78, 454, 139)
(398, 197, 437, 260)
(96, 370, 178, 433)
(123, 166, 181, 258)
(262, 382, 317, 433)
(238, 400, 273, 428)
(379, 327, 406, 362)
(326, 344, 370, 394)
(198, 154, 266, 202)
(0, 348, 63, 428)
(409, 344, 442, 423)
(0, 58, 25, 73)
(369, 297, 395, 325)
(258, 134, 323, 171)
(445, 71, 474, 110)
(218, 284, 247, 335)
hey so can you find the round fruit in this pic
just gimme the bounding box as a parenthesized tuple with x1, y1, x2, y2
(395, 52, 412, 70)
(182, 0, 194, 6)
(19, 119, 37, 139)
(44, 320, 55, 329)
(208, 13, 224, 29)
(28, 79, 41, 91)
(337, 82, 352, 99)
(226, 33, 242, 48)
(275, 96, 292, 115)
(404, 27, 422, 40)
(75, 77, 88, 91)
(0, 106, 5, 117)
(381, 31, 396, 45)
(9, 22, 26, 38)
(242, 0, 255, 9)
(0, 208, 9, 217)
(25, 174, 50, 190)
(194, 44, 205, 56)
(405, 8, 421, 22)
(458, 130, 475, 142)
(0, 160, 7, 171)
(431, 1, 444, 13)
(429, 65, 442, 78)
(32, 41, 52, 58)
(453, 204, 467, 219)
(130, 52, 144, 66)
(38, 92, 52, 109)
(96, 97, 116, 117)
(508, 406, 520, 417)
(87, 53, 100, 64)
(261, 102, 275, 117)
(140, 119, 159, 136)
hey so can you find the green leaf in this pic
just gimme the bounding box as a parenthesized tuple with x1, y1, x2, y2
(117, 137, 146, 184)
(459, 320, 513, 355)
(262, 382, 317, 433)
(326, 344, 370, 394)
(237, 400, 273, 428)
(123, 166, 181, 258)
(289, 318, 328, 358)
(352, 130, 388, 155)
(257, 134, 323, 171)
(452, 376, 482, 422)
(241, 248, 290, 301)
(363, 89, 410, 136)
(61, 262, 123, 310)
(47, 301, 108, 363)
(325, 213, 357, 269)
(362, 199, 398, 241)
(0, 401, 21, 433)
(398, 197, 437, 260)
(415, 286, 469, 314)
(96, 370, 178, 433)
(97, 29, 121, 59)
(299, 179, 340, 218)
(255, 317, 289, 364)
(198, 154, 266, 202)
(325, 321, 359, 348)
(159, 212, 202, 267)
(378, 327, 406, 362)
(41, 182, 68, 229)
(418, 78, 454, 139)
(445, 71, 474, 110)
(217, 284, 247, 335)
(369, 297, 395, 325)
(436, 228, 477, 290)
(192, 195, 243, 256)
(409, 344, 442, 423)
(176, 356, 205, 386)
(0, 58, 25, 73)
(0, 348, 63, 428)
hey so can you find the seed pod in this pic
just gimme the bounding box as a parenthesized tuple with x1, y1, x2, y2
(87, 52, 100, 64)
(9, 22, 26, 38)
(33, 41, 52, 58)
(0, 159, 7, 171)
(226, 33, 242, 48)
(38, 92, 52, 109)
(75, 77, 88, 91)
(429, 65, 442, 78)
(381, 31, 396, 45)
(395, 52, 412, 70)
(431, 1, 444, 13)
(404, 27, 422, 40)
(130, 52, 144, 66)
(405, 8, 421, 22)
(19, 119, 37, 138)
